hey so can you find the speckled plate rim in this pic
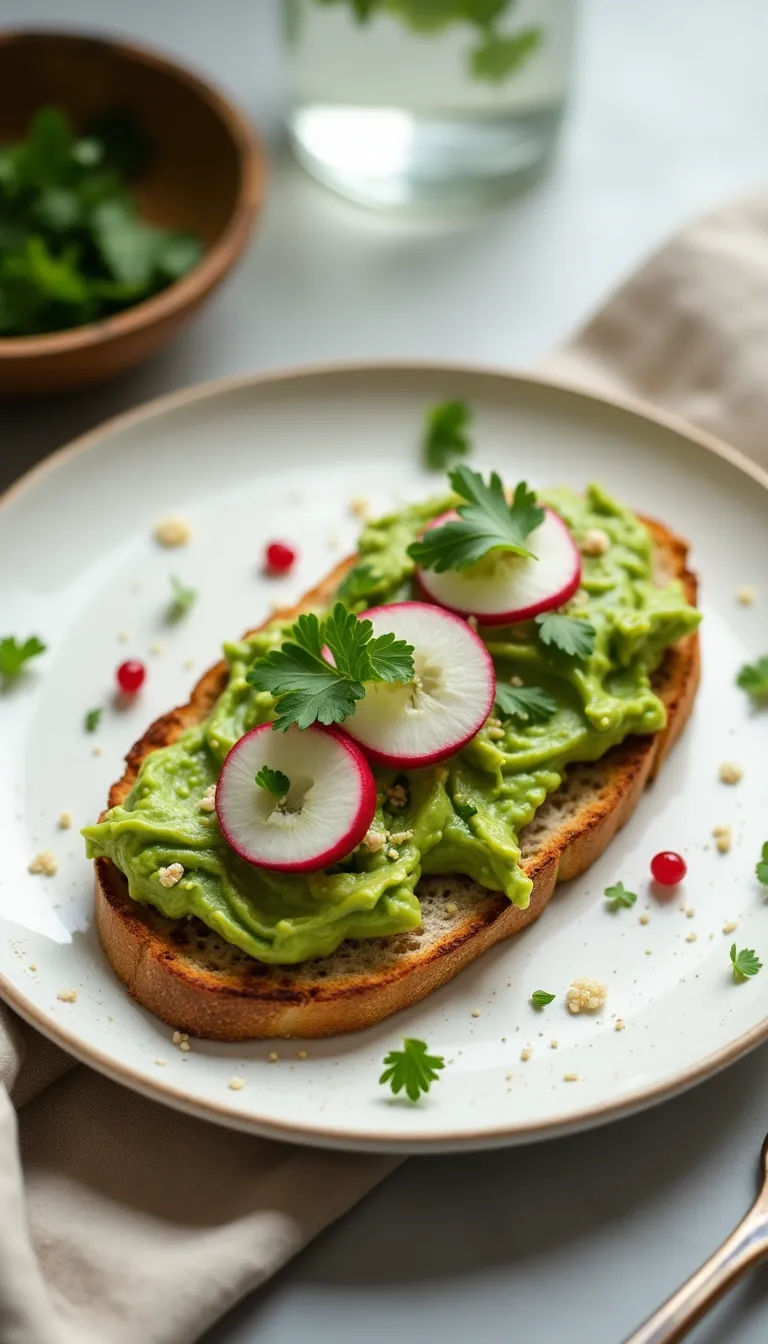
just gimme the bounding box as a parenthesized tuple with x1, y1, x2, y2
(2, 358, 768, 1155)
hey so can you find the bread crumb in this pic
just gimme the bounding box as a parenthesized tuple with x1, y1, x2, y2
(686, 907, 695, 919)
(29, 850, 58, 876)
(155, 1058, 166, 1067)
(92, 744, 102, 757)
(563, 1072, 579, 1082)
(228, 1076, 246, 1091)
(349, 496, 371, 520)
(362, 828, 386, 853)
(388, 830, 414, 844)
(719, 761, 743, 785)
(385, 783, 408, 810)
(736, 586, 757, 605)
(149, 642, 164, 656)
(549, 1039, 558, 1049)
(29, 964, 37, 972)
(520, 1047, 532, 1061)
(471, 1008, 481, 1018)
(386, 847, 400, 860)
(198, 784, 217, 813)
(713, 824, 732, 854)
(57, 811, 72, 830)
(268, 1051, 279, 1063)
(57, 988, 77, 1003)
(159, 863, 184, 888)
(615, 1018, 625, 1032)
(723, 920, 739, 934)
(445, 901, 458, 916)
(172, 1031, 189, 1049)
(179, 1040, 191, 1052)
(639, 912, 650, 925)
(154, 516, 191, 547)
(297, 1050, 308, 1059)
(582, 528, 610, 556)
(566, 977, 606, 1014)
(117, 630, 130, 644)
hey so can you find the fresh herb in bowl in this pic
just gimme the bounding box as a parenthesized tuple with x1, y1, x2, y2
(0, 107, 203, 338)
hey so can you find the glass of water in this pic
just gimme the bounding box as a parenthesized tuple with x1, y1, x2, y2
(283, 1, 577, 210)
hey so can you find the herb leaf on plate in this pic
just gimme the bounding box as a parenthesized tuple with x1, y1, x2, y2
(167, 575, 197, 621)
(756, 843, 768, 887)
(737, 656, 768, 701)
(423, 400, 472, 470)
(530, 989, 556, 1008)
(379, 1037, 444, 1102)
(604, 881, 637, 910)
(0, 634, 46, 680)
(84, 707, 103, 733)
(730, 944, 762, 982)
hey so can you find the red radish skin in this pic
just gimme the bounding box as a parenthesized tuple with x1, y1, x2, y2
(416, 508, 581, 626)
(344, 601, 496, 769)
(216, 723, 376, 874)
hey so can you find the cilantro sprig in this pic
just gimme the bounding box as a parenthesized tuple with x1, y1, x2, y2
(0, 635, 46, 681)
(84, 707, 102, 733)
(604, 881, 637, 910)
(408, 466, 544, 573)
(379, 1037, 444, 1102)
(756, 843, 768, 887)
(730, 944, 762, 982)
(423, 400, 472, 470)
(535, 612, 596, 661)
(167, 575, 197, 621)
(495, 683, 557, 724)
(737, 656, 768, 701)
(530, 990, 556, 1008)
(246, 602, 414, 732)
(255, 766, 290, 800)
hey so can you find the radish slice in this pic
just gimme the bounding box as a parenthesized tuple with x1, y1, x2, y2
(216, 723, 376, 873)
(416, 507, 581, 626)
(344, 601, 495, 768)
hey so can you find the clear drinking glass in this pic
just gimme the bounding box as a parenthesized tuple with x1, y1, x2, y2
(283, 1, 577, 210)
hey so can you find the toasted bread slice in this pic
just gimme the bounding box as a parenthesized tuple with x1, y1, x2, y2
(94, 518, 699, 1039)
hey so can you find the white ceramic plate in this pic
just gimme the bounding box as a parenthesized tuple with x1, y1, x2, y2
(2, 364, 767, 1154)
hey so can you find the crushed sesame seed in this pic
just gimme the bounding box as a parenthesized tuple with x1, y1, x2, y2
(28, 964, 37, 972)
(386, 847, 400, 860)
(386, 783, 408, 810)
(297, 1050, 308, 1059)
(172, 1031, 189, 1047)
(566, 977, 606, 1014)
(29, 851, 58, 876)
(228, 1076, 246, 1091)
(723, 921, 739, 934)
(268, 1051, 279, 1063)
(471, 1008, 481, 1018)
(388, 829, 414, 844)
(639, 912, 650, 926)
(719, 761, 743, 785)
(445, 901, 458, 915)
(686, 907, 696, 919)
(520, 1047, 532, 1061)
(686, 932, 698, 943)
(549, 1039, 558, 1049)
(198, 784, 217, 813)
(57, 988, 77, 1003)
(582, 528, 610, 556)
(563, 1072, 579, 1082)
(179, 1040, 191, 1052)
(615, 1019, 625, 1032)
(736, 586, 757, 605)
(713, 824, 732, 854)
(154, 516, 191, 547)
(57, 811, 72, 830)
(159, 863, 184, 888)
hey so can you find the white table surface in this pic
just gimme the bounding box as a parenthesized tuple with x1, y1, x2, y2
(3, 2, 768, 1341)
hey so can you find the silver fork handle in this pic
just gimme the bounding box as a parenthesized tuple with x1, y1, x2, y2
(623, 1201, 768, 1344)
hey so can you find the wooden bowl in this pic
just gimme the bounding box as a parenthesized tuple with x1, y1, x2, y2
(0, 31, 266, 395)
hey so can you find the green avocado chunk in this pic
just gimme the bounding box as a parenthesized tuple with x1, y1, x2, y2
(83, 484, 700, 964)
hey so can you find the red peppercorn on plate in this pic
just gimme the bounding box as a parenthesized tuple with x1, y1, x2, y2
(0, 364, 767, 1154)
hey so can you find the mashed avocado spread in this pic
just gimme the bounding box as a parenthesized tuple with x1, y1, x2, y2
(83, 485, 700, 965)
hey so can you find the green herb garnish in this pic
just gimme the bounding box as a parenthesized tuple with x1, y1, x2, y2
(84, 707, 102, 733)
(730, 944, 762, 982)
(379, 1037, 445, 1102)
(0, 635, 46, 680)
(0, 107, 202, 337)
(408, 466, 544, 573)
(604, 881, 637, 910)
(736, 656, 768, 701)
(247, 601, 414, 732)
(336, 563, 379, 605)
(255, 766, 290, 800)
(495, 683, 557, 724)
(757, 843, 768, 887)
(530, 989, 556, 1008)
(423, 400, 472, 470)
(535, 612, 596, 660)
(471, 25, 542, 81)
(453, 799, 478, 823)
(167, 575, 197, 621)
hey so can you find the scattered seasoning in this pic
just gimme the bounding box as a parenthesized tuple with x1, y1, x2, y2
(520, 1047, 532, 1061)
(172, 1031, 189, 1050)
(297, 1050, 308, 1059)
(639, 912, 650, 926)
(198, 784, 217, 813)
(582, 528, 610, 556)
(686, 932, 698, 943)
(183, 658, 196, 671)
(179, 1040, 191, 1052)
(509, 675, 523, 687)
(159, 863, 184, 888)
(645, 948, 653, 956)
(563, 1072, 579, 1082)
(566, 978, 606, 1014)
(228, 1076, 246, 1091)
(268, 1051, 279, 1062)
(549, 1039, 558, 1049)
(615, 1019, 625, 1032)
(349, 496, 371, 520)
(713, 824, 732, 854)
(686, 907, 696, 919)
(386, 783, 408, 810)
(149, 642, 164, 656)
(736, 586, 757, 605)
(57, 988, 77, 1003)
(117, 630, 130, 644)
(28, 964, 37, 972)
(29, 851, 58, 876)
(386, 847, 400, 860)
(58, 811, 72, 830)
(388, 829, 414, 844)
(723, 921, 739, 935)
(154, 517, 192, 548)
(719, 761, 743, 785)
(471, 1008, 481, 1018)
(154, 1058, 166, 1067)
(92, 744, 103, 757)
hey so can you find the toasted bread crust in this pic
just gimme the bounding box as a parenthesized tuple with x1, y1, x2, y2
(94, 518, 699, 1038)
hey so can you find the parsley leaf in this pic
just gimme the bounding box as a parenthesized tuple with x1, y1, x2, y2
(453, 798, 477, 823)
(736, 656, 768, 701)
(167, 575, 197, 621)
(756, 843, 768, 887)
(495, 682, 557, 724)
(423, 400, 472, 470)
(471, 26, 542, 82)
(730, 944, 762, 982)
(604, 881, 637, 910)
(255, 765, 290, 799)
(246, 602, 414, 732)
(530, 989, 556, 1008)
(408, 466, 544, 573)
(379, 1037, 445, 1102)
(0, 635, 46, 680)
(84, 707, 102, 733)
(535, 612, 596, 660)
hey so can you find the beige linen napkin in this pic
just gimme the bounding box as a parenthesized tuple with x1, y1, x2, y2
(2, 188, 768, 1344)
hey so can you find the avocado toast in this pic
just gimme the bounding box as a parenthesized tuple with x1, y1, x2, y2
(84, 481, 701, 1039)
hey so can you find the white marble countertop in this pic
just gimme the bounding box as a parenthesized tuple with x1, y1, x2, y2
(4, 2, 768, 1341)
